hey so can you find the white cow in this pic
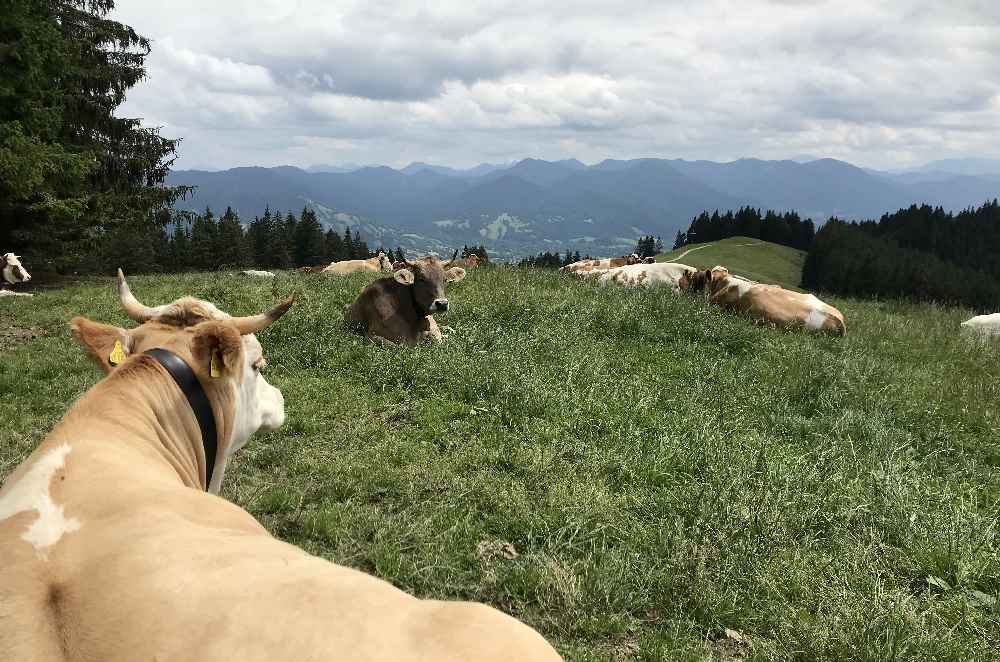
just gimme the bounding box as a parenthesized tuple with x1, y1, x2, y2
(598, 262, 696, 292)
(960, 313, 1000, 338)
(0, 253, 32, 297)
(241, 270, 276, 278)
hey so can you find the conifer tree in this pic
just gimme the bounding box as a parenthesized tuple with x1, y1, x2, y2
(266, 210, 292, 269)
(325, 228, 343, 263)
(189, 207, 219, 271)
(0, 0, 188, 271)
(293, 207, 326, 266)
(169, 217, 192, 271)
(216, 206, 249, 268)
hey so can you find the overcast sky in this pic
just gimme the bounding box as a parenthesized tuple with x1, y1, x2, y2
(112, 0, 1000, 171)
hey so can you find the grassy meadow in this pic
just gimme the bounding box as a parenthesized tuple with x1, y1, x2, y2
(659, 237, 807, 290)
(1, 262, 998, 661)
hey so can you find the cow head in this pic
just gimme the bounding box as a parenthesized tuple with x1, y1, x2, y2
(2, 253, 31, 285)
(393, 257, 465, 314)
(679, 266, 729, 295)
(377, 252, 394, 272)
(69, 270, 293, 492)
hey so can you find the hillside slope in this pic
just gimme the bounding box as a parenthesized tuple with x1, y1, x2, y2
(2, 270, 997, 660)
(658, 236, 806, 289)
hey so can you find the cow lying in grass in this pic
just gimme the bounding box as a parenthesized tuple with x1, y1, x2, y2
(680, 265, 847, 335)
(241, 269, 275, 278)
(346, 256, 466, 345)
(560, 253, 653, 277)
(598, 261, 695, 292)
(442, 250, 484, 270)
(0, 253, 32, 297)
(322, 251, 394, 275)
(0, 270, 561, 662)
(961, 313, 1000, 338)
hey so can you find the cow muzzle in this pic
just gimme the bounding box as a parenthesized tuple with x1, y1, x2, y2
(431, 298, 449, 313)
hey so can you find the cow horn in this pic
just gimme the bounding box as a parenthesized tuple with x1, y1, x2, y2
(231, 295, 295, 335)
(117, 268, 164, 322)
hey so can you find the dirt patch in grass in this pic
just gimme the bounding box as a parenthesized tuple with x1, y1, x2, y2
(0, 324, 50, 349)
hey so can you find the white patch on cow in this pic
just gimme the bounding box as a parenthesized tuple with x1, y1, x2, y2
(961, 313, 1000, 337)
(0, 443, 81, 554)
(732, 278, 752, 298)
(803, 295, 826, 330)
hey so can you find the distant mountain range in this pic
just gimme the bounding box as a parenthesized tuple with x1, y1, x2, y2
(167, 157, 1000, 260)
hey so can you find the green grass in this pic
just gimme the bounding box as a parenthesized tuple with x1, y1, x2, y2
(658, 237, 807, 289)
(2, 267, 999, 661)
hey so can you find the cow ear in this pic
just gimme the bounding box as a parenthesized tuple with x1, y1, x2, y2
(191, 321, 243, 380)
(394, 268, 415, 285)
(70, 317, 133, 374)
(445, 267, 466, 283)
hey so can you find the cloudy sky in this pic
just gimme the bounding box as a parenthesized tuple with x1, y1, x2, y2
(112, 0, 1000, 171)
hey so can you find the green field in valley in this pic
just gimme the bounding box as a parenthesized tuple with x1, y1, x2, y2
(1, 264, 998, 660)
(658, 237, 807, 290)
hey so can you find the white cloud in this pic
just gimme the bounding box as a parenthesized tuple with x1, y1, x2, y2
(111, 0, 1000, 169)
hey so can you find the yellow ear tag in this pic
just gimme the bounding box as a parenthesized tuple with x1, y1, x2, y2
(210, 350, 222, 378)
(109, 340, 126, 366)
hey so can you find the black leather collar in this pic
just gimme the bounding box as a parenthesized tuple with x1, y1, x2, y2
(144, 348, 218, 490)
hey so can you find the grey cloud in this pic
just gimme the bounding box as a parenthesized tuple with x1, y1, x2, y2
(112, 0, 1000, 170)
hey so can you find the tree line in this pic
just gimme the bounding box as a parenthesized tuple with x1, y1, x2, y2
(802, 201, 1000, 311)
(635, 236, 664, 258)
(674, 207, 816, 251)
(101, 205, 406, 274)
(519, 250, 589, 268)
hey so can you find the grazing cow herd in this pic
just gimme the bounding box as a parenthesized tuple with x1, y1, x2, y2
(1, 245, 998, 660)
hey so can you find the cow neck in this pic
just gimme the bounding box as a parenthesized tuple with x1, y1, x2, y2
(408, 284, 429, 318)
(58, 354, 226, 492)
(144, 349, 219, 490)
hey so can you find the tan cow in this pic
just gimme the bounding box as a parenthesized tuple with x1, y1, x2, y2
(0, 270, 561, 662)
(346, 256, 466, 345)
(442, 250, 485, 270)
(598, 262, 695, 292)
(560, 254, 652, 277)
(321, 251, 394, 275)
(680, 265, 847, 335)
(0, 252, 32, 297)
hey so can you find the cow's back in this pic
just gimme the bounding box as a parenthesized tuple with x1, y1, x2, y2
(324, 259, 377, 275)
(743, 285, 846, 335)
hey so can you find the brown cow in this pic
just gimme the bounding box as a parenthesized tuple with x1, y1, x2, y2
(679, 265, 846, 335)
(0, 270, 561, 662)
(346, 256, 466, 345)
